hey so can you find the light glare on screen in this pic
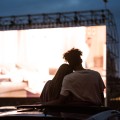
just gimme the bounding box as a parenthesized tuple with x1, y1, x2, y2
(0, 26, 106, 97)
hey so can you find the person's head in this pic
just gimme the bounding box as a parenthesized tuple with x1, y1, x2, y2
(52, 63, 73, 86)
(63, 48, 83, 70)
(53, 63, 73, 80)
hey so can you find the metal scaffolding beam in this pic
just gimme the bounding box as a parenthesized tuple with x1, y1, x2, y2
(0, 9, 112, 30)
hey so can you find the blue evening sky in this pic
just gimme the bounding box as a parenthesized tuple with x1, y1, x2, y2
(0, 0, 119, 32)
(0, 0, 119, 38)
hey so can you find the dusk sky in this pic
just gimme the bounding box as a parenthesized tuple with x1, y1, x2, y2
(0, 0, 120, 75)
(0, 0, 119, 36)
(0, 0, 119, 23)
(0, 0, 119, 40)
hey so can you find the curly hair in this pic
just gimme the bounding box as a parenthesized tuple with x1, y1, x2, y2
(63, 48, 82, 68)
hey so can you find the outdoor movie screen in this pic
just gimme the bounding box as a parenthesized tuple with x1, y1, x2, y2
(0, 25, 106, 97)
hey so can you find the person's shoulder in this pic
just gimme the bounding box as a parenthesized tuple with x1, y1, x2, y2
(87, 69, 100, 75)
(64, 72, 74, 79)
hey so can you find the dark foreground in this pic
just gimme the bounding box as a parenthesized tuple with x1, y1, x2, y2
(0, 104, 120, 120)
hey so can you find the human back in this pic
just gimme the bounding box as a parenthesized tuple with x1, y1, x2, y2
(61, 69, 105, 106)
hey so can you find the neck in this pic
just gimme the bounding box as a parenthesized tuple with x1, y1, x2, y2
(74, 65, 85, 71)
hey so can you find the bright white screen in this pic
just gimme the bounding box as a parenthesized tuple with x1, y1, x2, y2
(0, 26, 106, 97)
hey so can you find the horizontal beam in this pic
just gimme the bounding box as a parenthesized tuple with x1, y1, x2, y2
(0, 9, 112, 30)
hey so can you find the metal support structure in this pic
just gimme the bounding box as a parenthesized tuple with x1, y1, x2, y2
(0, 9, 119, 106)
(0, 9, 113, 30)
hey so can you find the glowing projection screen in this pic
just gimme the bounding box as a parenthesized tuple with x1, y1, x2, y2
(0, 26, 106, 97)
